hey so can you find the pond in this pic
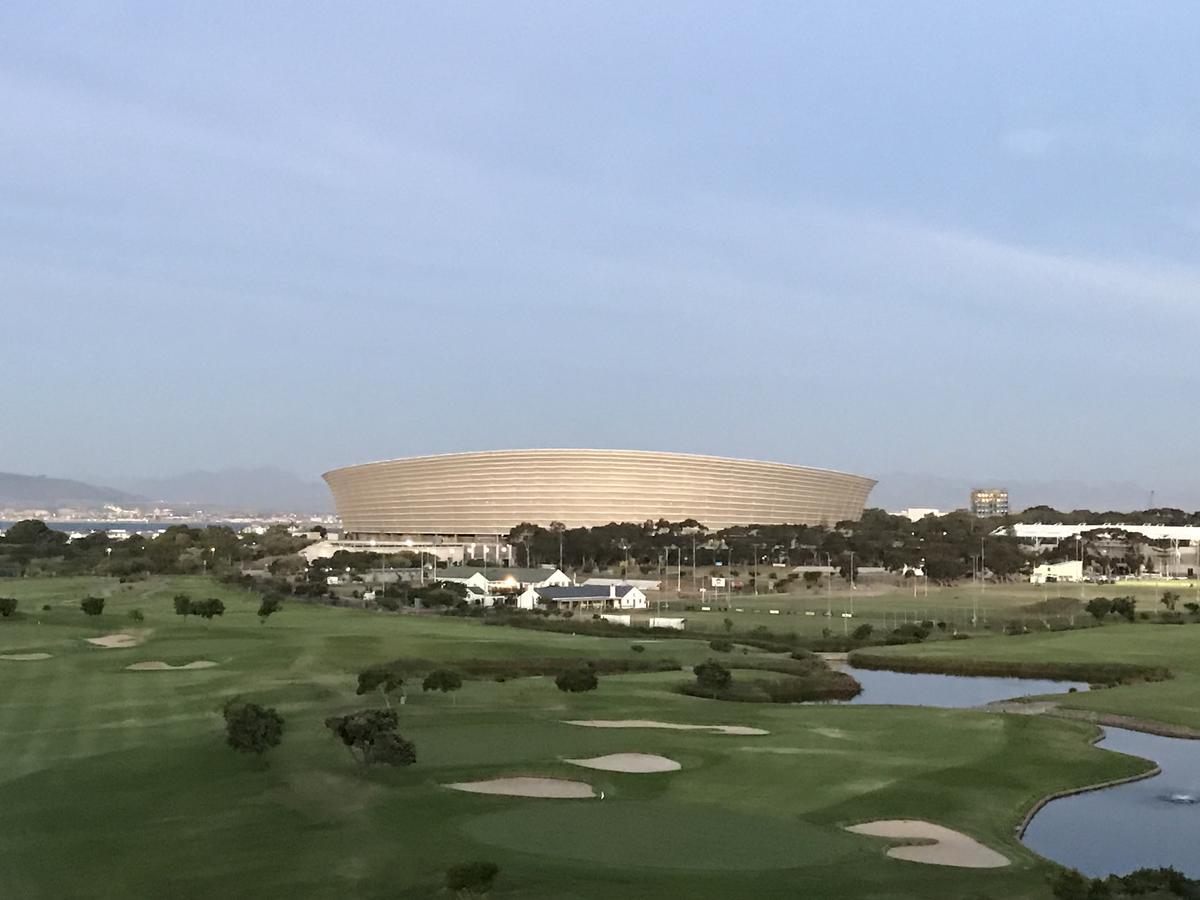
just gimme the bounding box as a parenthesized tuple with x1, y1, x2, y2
(1021, 727, 1200, 878)
(828, 664, 1090, 708)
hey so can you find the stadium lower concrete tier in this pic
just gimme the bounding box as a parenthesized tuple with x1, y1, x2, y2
(323, 449, 875, 538)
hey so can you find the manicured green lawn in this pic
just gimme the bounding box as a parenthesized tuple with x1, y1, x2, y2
(0, 576, 1153, 898)
(860, 623, 1200, 729)
(634, 579, 1176, 638)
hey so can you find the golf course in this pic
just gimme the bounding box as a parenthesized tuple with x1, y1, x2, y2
(0, 575, 1189, 898)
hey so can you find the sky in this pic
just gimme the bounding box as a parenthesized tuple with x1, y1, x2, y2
(3, 2, 1200, 502)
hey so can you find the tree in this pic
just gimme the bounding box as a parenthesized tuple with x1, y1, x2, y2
(223, 699, 284, 756)
(446, 861, 500, 896)
(693, 659, 732, 697)
(1110, 596, 1137, 623)
(1049, 868, 1092, 900)
(80, 596, 105, 616)
(193, 597, 225, 620)
(257, 595, 283, 623)
(324, 709, 416, 767)
(708, 639, 733, 653)
(173, 593, 192, 617)
(851, 623, 874, 640)
(555, 667, 598, 693)
(422, 669, 464, 703)
(357, 665, 405, 709)
(1161, 591, 1181, 612)
(0, 597, 16, 618)
(723, 617, 734, 632)
(1085, 597, 1111, 622)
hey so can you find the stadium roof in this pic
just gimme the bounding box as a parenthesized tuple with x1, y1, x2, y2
(998, 523, 1200, 542)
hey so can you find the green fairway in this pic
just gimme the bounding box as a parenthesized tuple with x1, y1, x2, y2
(0, 576, 1156, 898)
(630, 578, 1186, 639)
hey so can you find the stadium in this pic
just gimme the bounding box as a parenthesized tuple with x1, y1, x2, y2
(323, 449, 876, 540)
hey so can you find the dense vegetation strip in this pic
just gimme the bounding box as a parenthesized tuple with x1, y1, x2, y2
(847, 652, 1171, 686)
(371, 655, 681, 680)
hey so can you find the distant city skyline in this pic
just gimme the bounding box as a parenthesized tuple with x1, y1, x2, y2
(4, 4, 1200, 496)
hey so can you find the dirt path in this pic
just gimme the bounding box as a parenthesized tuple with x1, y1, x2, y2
(0, 653, 52, 661)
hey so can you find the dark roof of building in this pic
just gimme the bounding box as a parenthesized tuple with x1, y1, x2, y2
(436, 566, 562, 582)
(535, 584, 636, 601)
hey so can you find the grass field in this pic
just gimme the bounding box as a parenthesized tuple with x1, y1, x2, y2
(638, 577, 1200, 638)
(0, 576, 1160, 898)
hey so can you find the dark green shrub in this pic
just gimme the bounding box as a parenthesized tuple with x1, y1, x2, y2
(555, 667, 598, 692)
(0, 597, 17, 617)
(446, 861, 499, 895)
(709, 639, 734, 652)
(80, 596, 105, 616)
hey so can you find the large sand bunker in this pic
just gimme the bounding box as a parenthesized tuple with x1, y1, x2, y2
(446, 777, 596, 798)
(566, 753, 681, 773)
(0, 653, 52, 661)
(86, 632, 145, 649)
(565, 719, 769, 736)
(125, 660, 217, 671)
(846, 820, 1010, 868)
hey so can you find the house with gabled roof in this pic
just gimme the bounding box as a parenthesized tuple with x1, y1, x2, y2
(517, 583, 647, 611)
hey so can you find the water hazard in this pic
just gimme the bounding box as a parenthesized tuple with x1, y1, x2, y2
(830, 664, 1090, 708)
(1021, 727, 1200, 878)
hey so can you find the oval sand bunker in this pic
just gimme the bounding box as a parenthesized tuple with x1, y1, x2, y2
(0, 653, 52, 661)
(846, 820, 1009, 868)
(86, 633, 144, 649)
(446, 777, 596, 799)
(125, 660, 217, 671)
(565, 719, 768, 736)
(567, 753, 681, 773)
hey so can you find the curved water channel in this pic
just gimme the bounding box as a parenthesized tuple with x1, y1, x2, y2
(1021, 727, 1200, 878)
(829, 664, 1090, 708)
(826, 663, 1199, 877)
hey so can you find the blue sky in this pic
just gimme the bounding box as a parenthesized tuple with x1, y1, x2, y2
(3, 3, 1199, 498)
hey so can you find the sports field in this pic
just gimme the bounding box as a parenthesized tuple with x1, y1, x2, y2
(0, 576, 1158, 898)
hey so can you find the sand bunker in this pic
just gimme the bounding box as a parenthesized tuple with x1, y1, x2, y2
(125, 660, 217, 671)
(446, 777, 595, 798)
(0, 653, 52, 661)
(566, 753, 681, 773)
(86, 632, 144, 649)
(846, 820, 1009, 868)
(565, 719, 769, 736)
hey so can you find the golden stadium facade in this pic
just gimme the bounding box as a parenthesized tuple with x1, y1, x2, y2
(324, 449, 875, 538)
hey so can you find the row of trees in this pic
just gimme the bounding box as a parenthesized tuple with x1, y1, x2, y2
(497, 509, 1030, 584)
(0, 519, 312, 578)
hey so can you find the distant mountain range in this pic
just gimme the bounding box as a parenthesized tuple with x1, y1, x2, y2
(110, 467, 333, 514)
(0, 472, 143, 509)
(1, 467, 333, 515)
(5, 464, 1194, 519)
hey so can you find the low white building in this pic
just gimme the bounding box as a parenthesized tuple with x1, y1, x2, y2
(649, 617, 686, 630)
(1030, 560, 1084, 584)
(436, 566, 570, 594)
(517, 583, 648, 611)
